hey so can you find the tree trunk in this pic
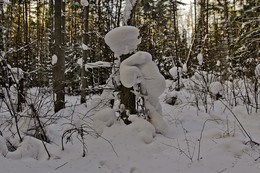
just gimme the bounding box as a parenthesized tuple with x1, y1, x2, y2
(48, 0, 54, 85)
(119, 53, 136, 124)
(0, 2, 3, 51)
(80, 4, 89, 104)
(53, 0, 65, 112)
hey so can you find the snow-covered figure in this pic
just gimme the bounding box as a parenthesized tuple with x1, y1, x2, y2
(120, 51, 166, 115)
(105, 26, 167, 135)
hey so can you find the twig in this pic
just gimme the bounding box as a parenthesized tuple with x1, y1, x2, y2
(198, 119, 221, 161)
(54, 162, 68, 170)
(219, 99, 259, 145)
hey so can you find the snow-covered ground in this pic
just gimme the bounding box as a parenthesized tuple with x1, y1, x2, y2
(1, 80, 260, 173)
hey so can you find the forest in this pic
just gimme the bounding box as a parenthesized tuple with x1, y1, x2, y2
(0, 0, 260, 173)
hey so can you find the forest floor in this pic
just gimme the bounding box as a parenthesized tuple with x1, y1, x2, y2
(1, 81, 260, 173)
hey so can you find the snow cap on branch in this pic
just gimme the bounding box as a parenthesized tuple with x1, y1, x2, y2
(123, 0, 137, 25)
(104, 26, 141, 56)
(80, 0, 89, 7)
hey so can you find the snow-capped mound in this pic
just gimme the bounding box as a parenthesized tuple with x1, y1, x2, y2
(127, 115, 155, 144)
(104, 26, 141, 56)
(145, 101, 168, 135)
(93, 108, 117, 135)
(6, 136, 49, 160)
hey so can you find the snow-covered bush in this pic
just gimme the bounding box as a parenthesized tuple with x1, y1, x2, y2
(105, 26, 167, 136)
(120, 51, 168, 134)
(120, 51, 166, 115)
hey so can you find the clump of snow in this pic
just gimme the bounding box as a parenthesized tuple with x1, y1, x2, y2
(169, 66, 182, 80)
(123, 0, 137, 25)
(145, 101, 168, 135)
(82, 43, 91, 50)
(80, 0, 89, 7)
(104, 26, 141, 56)
(127, 115, 155, 144)
(255, 64, 260, 77)
(51, 54, 58, 65)
(93, 108, 117, 135)
(182, 63, 188, 73)
(120, 65, 143, 88)
(85, 61, 111, 69)
(120, 51, 166, 115)
(197, 53, 203, 65)
(209, 81, 223, 95)
(6, 136, 49, 160)
(216, 60, 221, 66)
(77, 58, 83, 67)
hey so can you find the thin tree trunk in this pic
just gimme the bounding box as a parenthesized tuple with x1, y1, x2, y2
(120, 53, 136, 124)
(81, 4, 89, 104)
(53, 0, 65, 112)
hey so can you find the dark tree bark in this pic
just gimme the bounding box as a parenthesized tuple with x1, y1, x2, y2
(53, 0, 65, 112)
(80, 4, 89, 104)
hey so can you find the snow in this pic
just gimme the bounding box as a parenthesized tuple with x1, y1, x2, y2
(81, 43, 91, 50)
(182, 63, 188, 73)
(120, 51, 166, 115)
(197, 53, 203, 66)
(52, 54, 58, 65)
(255, 64, 260, 77)
(145, 101, 168, 135)
(0, 135, 8, 156)
(80, 0, 89, 7)
(209, 81, 223, 95)
(127, 115, 155, 144)
(77, 58, 82, 67)
(6, 136, 49, 160)
(1, 84, 260, 172)
(85, 61, 111, 69)
(7, 65, 24, 83)
(93, 108, 117, 135)
(216, 60, 221, 66)
(169, 66, 182, 79)
(123, 0, 137, 25)
(104, 26, 141, 56)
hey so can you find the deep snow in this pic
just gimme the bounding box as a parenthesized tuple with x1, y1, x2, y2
(1, 80, 260, 173)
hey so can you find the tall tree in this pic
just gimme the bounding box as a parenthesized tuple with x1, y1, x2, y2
(53, 0, 65, 112)
(80, 2, 89, 103)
